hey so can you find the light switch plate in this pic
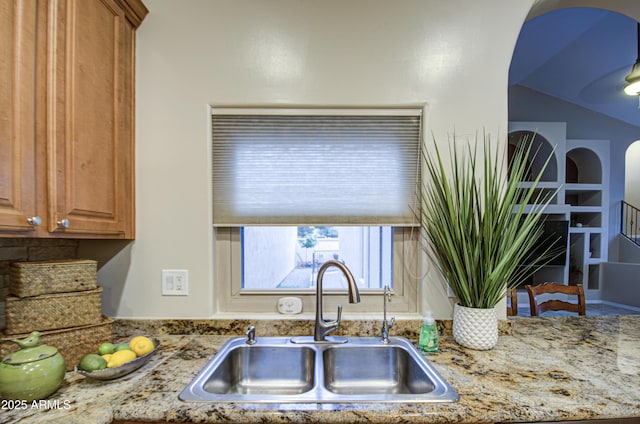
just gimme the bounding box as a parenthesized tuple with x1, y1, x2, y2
(278, 297, 302, 314)
(162, 269, 189, 296)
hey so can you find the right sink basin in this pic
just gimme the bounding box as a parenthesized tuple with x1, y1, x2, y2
(323, 344, 436, 396)
(179, 336, 459, 404)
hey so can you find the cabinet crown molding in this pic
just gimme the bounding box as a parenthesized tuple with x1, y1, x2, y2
(117, 0, 148, 27)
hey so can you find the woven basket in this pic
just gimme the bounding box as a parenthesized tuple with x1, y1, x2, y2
(10, 259, 97, 298)
(4, 287, 103, 335)
(1, 317, 113, 371)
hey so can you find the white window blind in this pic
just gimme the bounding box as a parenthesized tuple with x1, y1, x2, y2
(211, 108, 422, 226)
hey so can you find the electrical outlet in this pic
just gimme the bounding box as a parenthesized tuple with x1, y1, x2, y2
(162, 269, 189, 296)
(277, 297, 302, 314)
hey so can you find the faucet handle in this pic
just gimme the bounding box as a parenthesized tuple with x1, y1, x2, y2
(326, 305, 342, 328)
(334, 304, 343, 326)
(388, 316, 395, 329)
(246, 325, 256, 345)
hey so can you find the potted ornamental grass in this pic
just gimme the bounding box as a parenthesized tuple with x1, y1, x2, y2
(418, 132, 556, 350)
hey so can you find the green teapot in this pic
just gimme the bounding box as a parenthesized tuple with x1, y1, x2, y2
(0, 331, 66, 401)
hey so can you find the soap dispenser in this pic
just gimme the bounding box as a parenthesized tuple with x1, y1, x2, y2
(418, 310, 439, 353)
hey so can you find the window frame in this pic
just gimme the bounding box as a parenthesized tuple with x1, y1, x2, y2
(214, 227, 420, 316)
(210, 105, 427, 317)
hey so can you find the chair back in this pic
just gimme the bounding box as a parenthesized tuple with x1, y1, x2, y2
(506, 288, 518, 316)
(525, 282, 586, 316)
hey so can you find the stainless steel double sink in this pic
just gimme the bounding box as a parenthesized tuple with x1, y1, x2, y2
(179, 336, 459, 403)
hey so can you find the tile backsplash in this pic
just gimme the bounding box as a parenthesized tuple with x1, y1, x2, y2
(0, 239, 79, 330)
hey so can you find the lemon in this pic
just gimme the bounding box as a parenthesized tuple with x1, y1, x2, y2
(107, 349, 137, 368)
(131, 337, 154, 356)
(79, 354, 107, 372)
(128, 336, 147, 349)
(101, 353, 113, 362)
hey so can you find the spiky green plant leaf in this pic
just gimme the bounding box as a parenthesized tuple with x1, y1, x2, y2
(419, 132, 558, 309)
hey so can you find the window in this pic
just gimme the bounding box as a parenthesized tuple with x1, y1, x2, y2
(212, 107, 423, 315)
(242, 226, 393, 290)
(216, 227, 418, 314)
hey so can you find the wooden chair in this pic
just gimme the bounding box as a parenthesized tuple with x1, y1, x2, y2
(506, 288, 518, 316)
(525, 282, 586, 316)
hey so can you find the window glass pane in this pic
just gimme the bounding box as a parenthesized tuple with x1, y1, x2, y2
(242, 226, 393, 290)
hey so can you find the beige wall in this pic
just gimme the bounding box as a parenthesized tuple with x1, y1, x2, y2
(98, 0, 535, 319)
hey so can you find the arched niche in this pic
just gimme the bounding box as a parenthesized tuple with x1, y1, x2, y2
(566, 147, 602, 184)
(508, 130, 558, 182)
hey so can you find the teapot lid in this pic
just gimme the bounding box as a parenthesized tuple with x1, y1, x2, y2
(2, 345, 58, 365)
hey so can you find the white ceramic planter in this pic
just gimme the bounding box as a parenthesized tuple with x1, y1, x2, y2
(453, 303, 498, 350)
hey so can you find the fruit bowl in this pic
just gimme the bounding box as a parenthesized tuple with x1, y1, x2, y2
(75, 337, 160, 381)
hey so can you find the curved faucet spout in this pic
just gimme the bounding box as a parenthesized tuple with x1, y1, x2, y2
(314, 260, 361, 342)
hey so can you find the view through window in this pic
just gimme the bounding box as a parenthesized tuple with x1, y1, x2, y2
(242, 226, 393, 291)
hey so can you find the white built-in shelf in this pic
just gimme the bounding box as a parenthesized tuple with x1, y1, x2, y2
(509, 124, 610, 293)
(569, 227, 603, 234)
(517, 181, 562, 189)
(570, 206, 603, 213)
(516, 204, 570, 215)
(564, 183, 603, 191)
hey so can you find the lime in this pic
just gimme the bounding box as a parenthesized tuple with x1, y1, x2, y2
(78, 354, 107, 372)
(98, 342, 115, 355)
(114, 343, 131, 352)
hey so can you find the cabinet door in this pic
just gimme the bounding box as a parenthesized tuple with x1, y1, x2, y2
(0, 0, 39, 233)
(47, 0, 133, 238)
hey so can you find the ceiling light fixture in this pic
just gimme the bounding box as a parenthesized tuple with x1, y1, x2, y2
(624, 22, 640, 96)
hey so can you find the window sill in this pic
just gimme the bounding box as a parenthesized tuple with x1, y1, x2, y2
(211, 312, 423, 321)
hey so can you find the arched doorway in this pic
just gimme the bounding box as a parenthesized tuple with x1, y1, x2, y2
(529, 1, 640, 23)
(508, 1, 640, 314)
(625, 140, 640, 207)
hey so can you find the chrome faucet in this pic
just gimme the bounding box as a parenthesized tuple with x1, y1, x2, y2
(313, 260, 361, 342)
(381, 285, 395, 344)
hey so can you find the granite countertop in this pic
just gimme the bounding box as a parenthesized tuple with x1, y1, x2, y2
(0, 315, 639, 424)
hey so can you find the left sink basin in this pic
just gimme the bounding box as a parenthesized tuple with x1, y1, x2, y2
(202, 344, 315, 396)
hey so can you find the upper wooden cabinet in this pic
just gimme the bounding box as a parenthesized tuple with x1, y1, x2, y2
(0, 0, 38, 234)
(0, 0, 147, 239)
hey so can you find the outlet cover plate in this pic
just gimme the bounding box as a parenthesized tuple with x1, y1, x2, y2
(278, 297, 302, 314)
(162, 269, 189, 296)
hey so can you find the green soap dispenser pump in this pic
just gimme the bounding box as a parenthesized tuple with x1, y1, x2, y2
(419, 310, 439, 353)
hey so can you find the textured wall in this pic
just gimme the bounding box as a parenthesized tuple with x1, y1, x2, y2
(0, 239, 78, 329)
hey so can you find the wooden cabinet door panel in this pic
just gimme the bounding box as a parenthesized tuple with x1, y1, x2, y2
(0, 0, 38, 233)
(48, 0, 130, 237)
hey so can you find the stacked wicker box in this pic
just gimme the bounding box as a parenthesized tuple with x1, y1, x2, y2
(2, 259, 112, 370)
(0, 317, 113, 371)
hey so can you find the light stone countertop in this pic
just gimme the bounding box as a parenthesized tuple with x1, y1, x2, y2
(0, 315, 638, 423)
